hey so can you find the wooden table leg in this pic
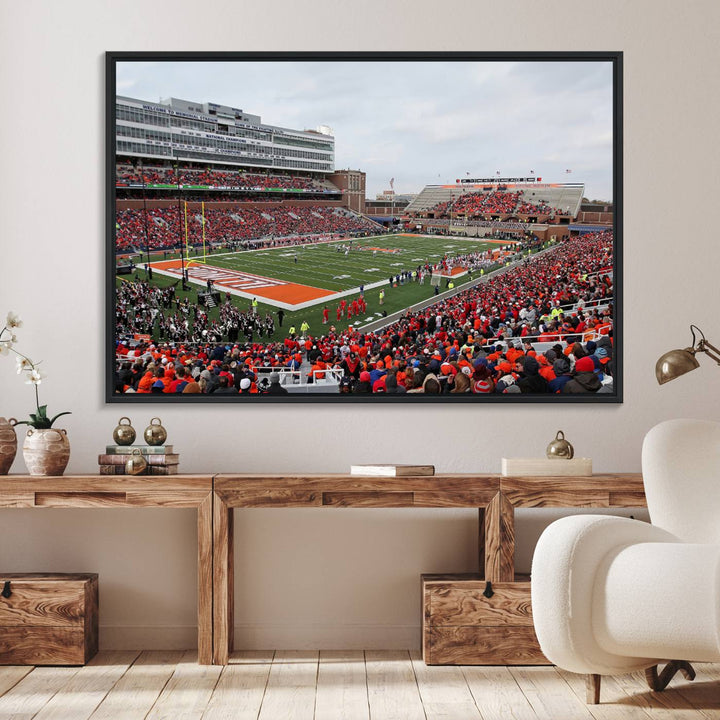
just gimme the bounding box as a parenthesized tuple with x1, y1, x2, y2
(197, 493, 213, 665)
(483, 492, 515, 582)
(478, 507, 486, 577)
(213, 492, 234, 665)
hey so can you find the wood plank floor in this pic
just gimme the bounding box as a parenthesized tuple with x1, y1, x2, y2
(0, 651, 717, 720)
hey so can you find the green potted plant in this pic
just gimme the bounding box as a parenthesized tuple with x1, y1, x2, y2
(1, 312, 72, 475)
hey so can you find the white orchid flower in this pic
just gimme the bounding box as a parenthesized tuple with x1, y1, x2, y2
(0, 341, 10, 356)
(16, 356, 33, 373)
(6, 312, 22, 329)
(25, 368, 46, 385)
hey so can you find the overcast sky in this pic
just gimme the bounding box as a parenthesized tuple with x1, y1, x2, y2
(117, 59, 614, 201)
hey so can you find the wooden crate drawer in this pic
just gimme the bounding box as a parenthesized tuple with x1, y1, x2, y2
(0, 573, 98, 665)
(425, 575, 534, 626)
(422, 573, 548, 665)
(425, 626, 545, 665)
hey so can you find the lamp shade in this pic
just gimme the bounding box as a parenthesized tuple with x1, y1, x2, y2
(655, 348, 700, 385)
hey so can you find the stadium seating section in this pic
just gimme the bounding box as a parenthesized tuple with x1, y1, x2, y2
(117, 163, 334, 192)
(116, 205, 379, 251)
(406, 185, 584, 218)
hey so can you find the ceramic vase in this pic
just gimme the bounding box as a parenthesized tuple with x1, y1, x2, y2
(0, 417, 18, 475)
(22, 427, 70, 476)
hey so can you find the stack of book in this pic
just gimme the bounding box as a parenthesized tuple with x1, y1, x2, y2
(98, 445, 180, 475)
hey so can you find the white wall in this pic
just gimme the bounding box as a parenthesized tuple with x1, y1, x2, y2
(1, 0, 719, 650)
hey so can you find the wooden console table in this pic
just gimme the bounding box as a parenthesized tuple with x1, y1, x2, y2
(0, 475, 214, 665)
(0, 473, 647, 666)
(212, 473, 646, 665)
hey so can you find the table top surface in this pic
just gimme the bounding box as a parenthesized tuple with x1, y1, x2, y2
(0, 473, 646, 508)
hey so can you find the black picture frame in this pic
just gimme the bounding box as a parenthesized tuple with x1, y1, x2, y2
(107, 51, 622, 404)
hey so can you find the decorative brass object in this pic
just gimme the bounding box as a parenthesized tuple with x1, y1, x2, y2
(656, 325, 720, 384)
(546, 430, 574, 459)
(112, 417, 136, 446)
(144, 417, 167, 446)
(125, 449, 147, 475)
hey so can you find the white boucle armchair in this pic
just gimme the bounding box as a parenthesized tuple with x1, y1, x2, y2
(531, 418, 720, 704)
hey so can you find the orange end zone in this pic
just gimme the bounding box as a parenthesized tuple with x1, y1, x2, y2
(148, 259, 335, 305)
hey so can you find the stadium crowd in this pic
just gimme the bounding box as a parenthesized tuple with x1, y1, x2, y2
(429, 190, 570, 219)
(116, 205, 380, 251)
(117, 163, 328, 191)
(114, 231, 615, 396)
(433, 190, 522, 217)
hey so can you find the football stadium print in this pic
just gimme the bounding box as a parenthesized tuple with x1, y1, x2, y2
(110, 54, 619, 401)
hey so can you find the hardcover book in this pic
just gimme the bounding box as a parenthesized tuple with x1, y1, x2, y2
(98, 453, 179, 466)
(105, 445, 173, 455)
(98, 464, 179, 475)
(350, 464, 435, 477)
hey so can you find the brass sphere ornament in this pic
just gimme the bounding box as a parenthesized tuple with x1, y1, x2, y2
(546, 430, 574, 459)
(125, 449, 147, 476)
(144, 417, 167, 446)
(112, 417, 136, 446)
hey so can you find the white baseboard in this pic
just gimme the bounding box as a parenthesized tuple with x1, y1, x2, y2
(99, 624, 421, 650)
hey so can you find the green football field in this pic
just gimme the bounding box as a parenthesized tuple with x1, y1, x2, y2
(187, 234, 501, 293)
(120, 234, 519, 343)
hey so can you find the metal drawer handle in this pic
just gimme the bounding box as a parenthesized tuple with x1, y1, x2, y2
(483, 581, 494, 598)
(1, 581, 11, 599)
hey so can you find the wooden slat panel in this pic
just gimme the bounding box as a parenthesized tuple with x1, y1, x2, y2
(322, 491, 414, 507)
(503, 486, 609, 508)
(219, 489, 321, 507)
(501, 474, 645, 508)
(203, 652, 274, 720)
(257, 651, 318, 720)
(0, 493, 34, 508)
(365, 650, 426, 720)
(213, 495, 234, 666)
(315, 650, 370, 720)
(556, 667, 655, 719)
(477, 508, 486, 577)
(509, 666, 596, 719)
(34, 492, 127, 507)
(84, 577, 99, 667)
(0, 573, 97, 581)
(0, 475, 213, 493)
(426, 626, 547, 666)
(126, 490, 209, 508)
(409, 649, 483, 720)
(145, 649, 222, 720)
(413, 490, 498, 507)
(33, 650, 140, 720)
(428, 581, 534, 627)
(215, 475, 501, 507)
(609, 492, 648, 507)
(463, 665, 538, 720)
(674, 663, 720, 719)
(484, 492, 515, 582)
(0, 665, 81, 717)
(0, 627, 87, 665)
(197, 493, 213, 666)
(0, 665, 33, 698)
(88, 650, 184, 720)
(0, 579, 87, 627)
(610, 668, 701, 718)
